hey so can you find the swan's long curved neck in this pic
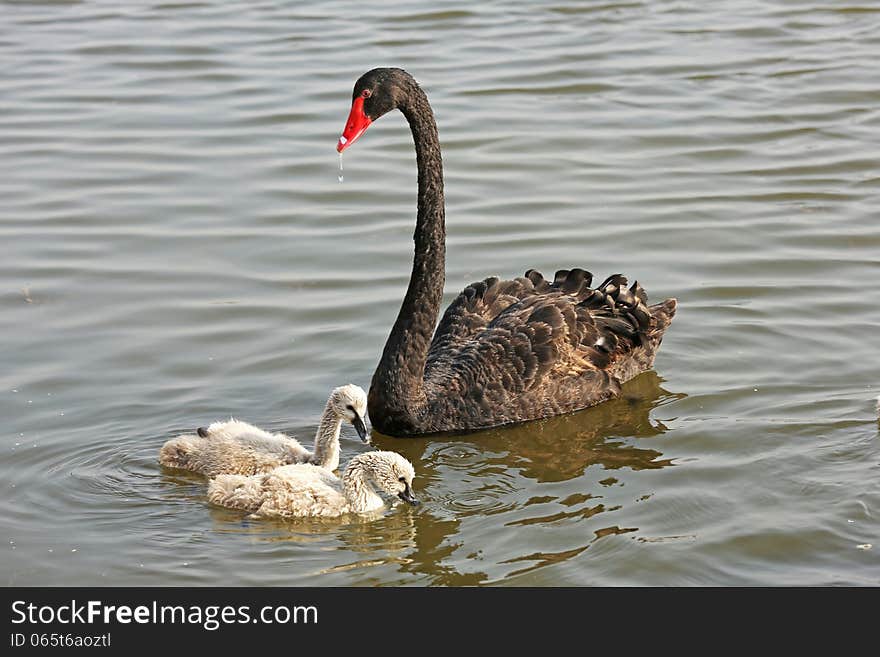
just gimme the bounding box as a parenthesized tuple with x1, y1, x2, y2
(342, 463, 385, 513)
(370, 80, 445, 424)
(310, 404, 342, 471)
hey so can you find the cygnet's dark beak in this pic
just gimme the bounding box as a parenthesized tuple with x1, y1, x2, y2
(397, 484, 419, 506)
(352, 413, 369, 444)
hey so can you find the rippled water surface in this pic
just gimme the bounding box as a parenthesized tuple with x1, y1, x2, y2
(2, 1, 879, 586)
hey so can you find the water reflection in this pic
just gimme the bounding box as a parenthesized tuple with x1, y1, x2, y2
(372, 371, 683, 485)
(207, 504, 417, 551)
(206, 498, 487, 585)
(369, 371, 683, 583)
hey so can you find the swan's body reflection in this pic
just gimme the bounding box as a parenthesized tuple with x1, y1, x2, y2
(378, 371, 681, 484)
(374, 371, 682, 582)
(189, 372, 682, 584)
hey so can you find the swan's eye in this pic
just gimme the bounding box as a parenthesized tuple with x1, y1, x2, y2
(361, 89, 372, 99)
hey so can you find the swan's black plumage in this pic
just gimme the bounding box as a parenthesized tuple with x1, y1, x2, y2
(339, 68, 676, 437)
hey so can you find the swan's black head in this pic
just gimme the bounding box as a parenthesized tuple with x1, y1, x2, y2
(337, 68, 414, 152)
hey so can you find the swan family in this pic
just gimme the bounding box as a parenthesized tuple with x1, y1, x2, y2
(160, 384, 419, 518)
(160, 67, 676, 521)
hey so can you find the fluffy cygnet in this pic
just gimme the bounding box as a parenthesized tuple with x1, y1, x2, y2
(159, 384, 368, 476)
(206, 450, 418, 519)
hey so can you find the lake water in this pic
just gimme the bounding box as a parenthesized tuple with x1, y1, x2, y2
(2, 0, 878, 586)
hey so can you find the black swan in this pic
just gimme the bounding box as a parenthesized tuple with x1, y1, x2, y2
(337, 68, 677, 437)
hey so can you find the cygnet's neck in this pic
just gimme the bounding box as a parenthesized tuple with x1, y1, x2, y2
(310, 403, 343, 471)
(342, 461, 385, 513)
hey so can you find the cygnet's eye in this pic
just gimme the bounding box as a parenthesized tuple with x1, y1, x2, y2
(398, 476, 406, 483)
(346, 404, 355, 413)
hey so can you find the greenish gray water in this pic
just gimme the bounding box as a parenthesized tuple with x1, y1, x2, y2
(1, 0, 878, 586)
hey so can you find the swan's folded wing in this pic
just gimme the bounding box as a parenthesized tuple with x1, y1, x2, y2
(424, 269, 674, 427)
(426, 275, 547, 373)
(428, 293, 578, 396)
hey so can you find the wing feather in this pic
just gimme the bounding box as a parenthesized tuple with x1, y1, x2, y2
(421, 268, 676, 431)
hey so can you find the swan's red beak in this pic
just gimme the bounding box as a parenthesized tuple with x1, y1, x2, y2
(337, 96, 372, 153)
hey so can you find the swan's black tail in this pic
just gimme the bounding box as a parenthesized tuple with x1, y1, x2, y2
(647, 297, 677, 348)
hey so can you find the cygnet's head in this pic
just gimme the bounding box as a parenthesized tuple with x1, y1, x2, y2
(328, 384, 369, 443)
(359, 450, 418, 506)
